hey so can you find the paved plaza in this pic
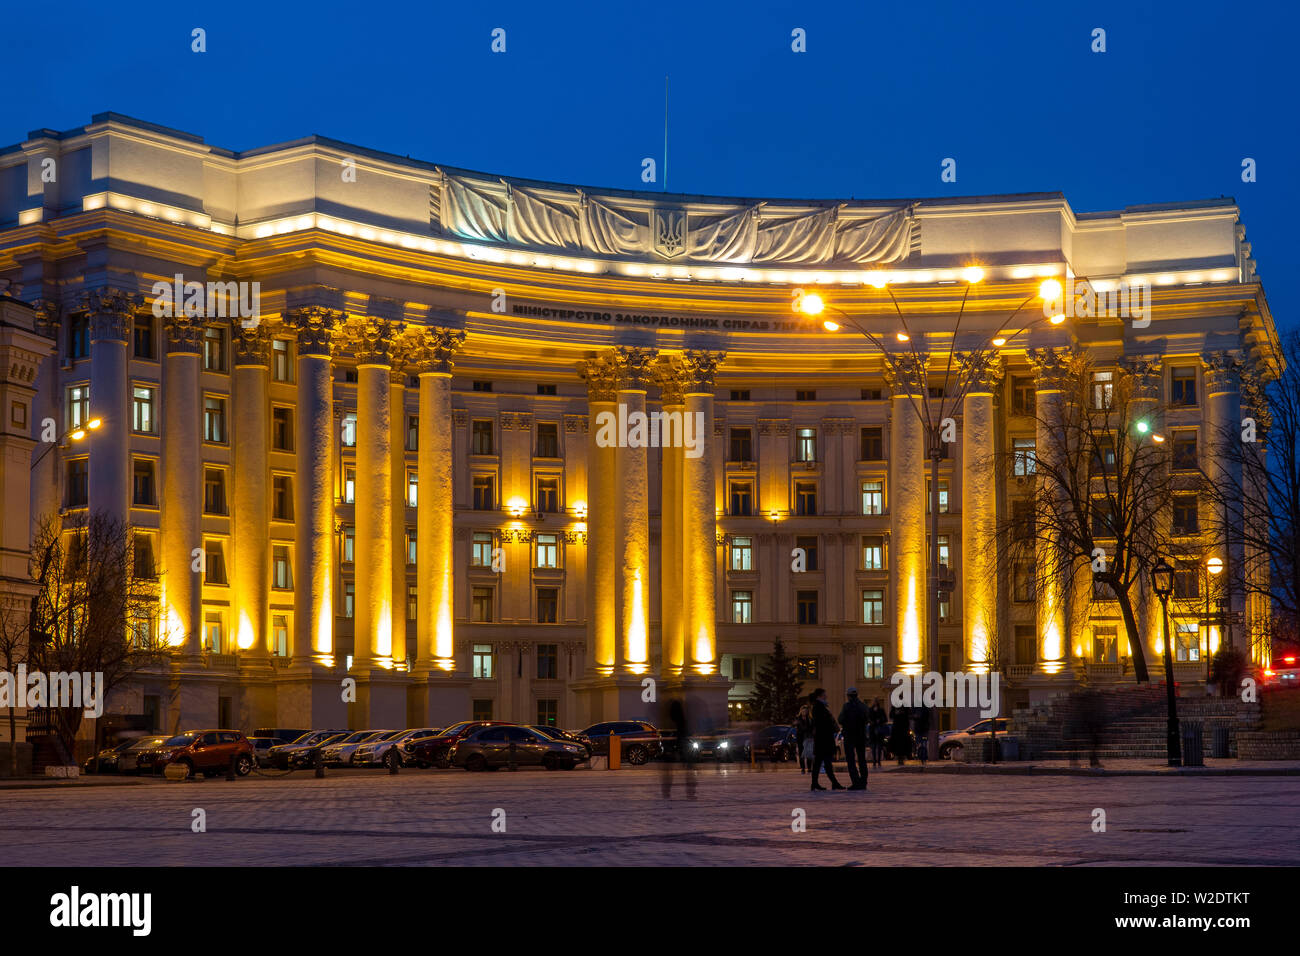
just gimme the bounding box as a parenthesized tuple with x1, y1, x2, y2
(3, 763, 1297, 866)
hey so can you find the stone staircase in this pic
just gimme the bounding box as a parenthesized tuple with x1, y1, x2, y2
(1010, 686, 1261, 760)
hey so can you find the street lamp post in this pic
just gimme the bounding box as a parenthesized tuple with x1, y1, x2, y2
(797, 272, 1061, 761)
(1151, 559, 1181, 766)
(30, 417, 102, 473)
(1205, 555, 1223, 686)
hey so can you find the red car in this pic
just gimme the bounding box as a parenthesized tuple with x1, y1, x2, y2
(135, 729, 255, 777)
(405, 721, 515, 768)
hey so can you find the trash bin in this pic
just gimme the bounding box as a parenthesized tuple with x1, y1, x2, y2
(1181, 722, 1204, 767)
(1211, 726, 1230, 759)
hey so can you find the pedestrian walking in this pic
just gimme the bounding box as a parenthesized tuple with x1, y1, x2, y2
(809, 688, 845, 791)
(838, 687, 869, 790)
(795, 700, 814, 774)
(660, 698, 696, 800)
(889, 703, 912, 766)
(914, 705, 931, 766)
(868, 697, 887, 767)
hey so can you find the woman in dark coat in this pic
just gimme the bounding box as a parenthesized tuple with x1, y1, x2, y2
(888, 704, 912, 765)
(794, 700, 814, 773)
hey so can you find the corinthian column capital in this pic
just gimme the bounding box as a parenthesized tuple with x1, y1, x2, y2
(577, 350, 622, 403)
(958, 351, 1004, 394)
(678, 349, 726, 394)
(163, 313, 206, 354)
(233, 322, 271, 367)
(1202, 350, 1244, 396)
(81, 287, 142, 342)
(30, 298, 61, 339)
(653, 355, 686, 405)
(408, 326, 466, 375)
(1027, 346, 1075, 391)
(287, 305, 343, 357)
(348, 315, 405, 366)
(1123, 354, 1163, 401)
(884, 352, 928, 397)
(613, 345, 659, 390)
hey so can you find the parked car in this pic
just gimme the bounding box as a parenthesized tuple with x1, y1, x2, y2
(118, 736, 170, 774)
(253, 728, 311, 745)
(320, 730, 389, 766)
(937, 718, 1010, 759)
(449, 725, 587, 771)
(81, 739, 136, 774)
(580, 720, 663, 765)
(529, 725, 592, 760)
(752, 725, 798, 762)
(135, 730, 255, 777)
(267, 730, 349, 769)
(1264, 654, 1300, 687)
(246, 736, 282, 769)
(396, 728, 448, 767)
(685, 728, 752, 762)
(285, 732, 352, 769)
(353, 728, 431, 768)
(406, 721, 515, 769)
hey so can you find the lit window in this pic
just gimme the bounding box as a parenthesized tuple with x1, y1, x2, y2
(272, 339, 292, 381)
(796, 427, 817, 462)
(862, 535, 884, 570)
(407, 470, 417, 507)
(132, 386, 156, 433)
(862, 589, 884, 625)
(535, 533, 559, 569)
(861, 479, 884, 515)
(863, 645, 884, 679)
(471, 532, 493, 567)
(730, 536, 752, 571)
(203, 326, 227, 372)
(341, 412, 357, 447)
(66, 385, 90, 430)
(204, 540, 227, 586)
(204, 396, 227, 443)
(1013, 437, 1036, 476)
(731, 591, 753, 624)
(473, 643, 494, 678)
(273, 546, 292, 589)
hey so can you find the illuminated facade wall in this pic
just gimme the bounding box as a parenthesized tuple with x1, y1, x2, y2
(0, 114, 1279, 731)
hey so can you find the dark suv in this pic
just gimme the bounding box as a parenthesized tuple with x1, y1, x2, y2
(580, 721, 663, 765)
(406, 721, 514, 768)
(135, 730, 254, 777)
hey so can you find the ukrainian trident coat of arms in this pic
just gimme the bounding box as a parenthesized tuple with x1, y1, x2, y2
(651, 208, 687, 259)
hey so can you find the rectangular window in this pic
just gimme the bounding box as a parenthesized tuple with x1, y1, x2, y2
(537, 384, 557, 396)
(730, 536, 753, 571)
(796, 590, 819, 625)
(272, 406, 293, 451)
(1012, 499, 1035, 540)
(1092, 437, 1117, 476)
(273, 545, 293, 589)
(204, 539, 227, 586)
(66, 385, 90, 430)
(795, 657, 820, 679)
(133, 533, 156, 579)
(471, 532, 494, 567)
(1093, 626, 1118, 663)
(408, 584, 418, 621)
(927, 479, 950, 514)
(1171, 367, 1197, 406)
(1092, 497, 1117, 538)
(1013, 562, 1036, 602)
(536, 477, 559, 513)
(132, 386, 156, 434)
(860, 426, 884, 461)
(861, 388, 883, 401)
(795, 390, 816, 401)
(407, 528, 417, 565)
(407, 470, 418, 507)
(1172, 494, 1200, 535)
(342, 526, 355, 563)
(728, 480, 753, 516)
(273, 615, 289, 657)
(202, 468, 226, 514)
(472, 475, 495, 511)
(731, 656, 754, 680)
(272, 339, 292, 381)
(795, 481, 817, 516)
(1092, 370, 1114, 410)
(472, 380, 493, 392)
(203, 326, 227, 372)
(341, 412, 357, 447)
(406, 414, 419, 451)
(67, 314, 89, 359)
(861, 479, 884, 515)
(863, 644, 884, 679)
(472, 587, 494, 623)
(1175, 622, 1200, 662)
(796, 427, 817, 462)
(272, 475, 293, 520)
(731, 590, 753, 624)
(344, 581, 355, 618)
(934, 534, 951, 569)
(204, 396, 227, 443)
(1013, 437, 1036, 476)
(535, 533, 559, 569)
(1172, 430, 1198, 470)
(472, 699, 494, 721)
(343, 467, 356, 504)
(1011, 376, 1036, 416)
(473, 643, 494, 678)
(730, 389, 751, 402)
(862, 535, 884, 570)
(472, 419, 494, 455)
(862, 589, 884, 625)
(66, 458, 88, 507)
(729, 427, 753, 462)
(133, 314, 154, 359)
(537, 643, 559, 680)
(536, 422, 559, 458)
(1016, 625, 1038, 664)
(795, 535, 819, 571)
(132, 458, 157, 506)
(203, 612, 223, 653)
(1174, 563, 1200, 600)
(536, 587, 559, 624)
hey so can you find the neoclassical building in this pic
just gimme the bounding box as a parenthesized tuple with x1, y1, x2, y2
(0, 113, 1279, 737)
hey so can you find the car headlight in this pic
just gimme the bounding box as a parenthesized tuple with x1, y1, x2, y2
(691, 741, 699, 749)
(719, 740, 729, 749)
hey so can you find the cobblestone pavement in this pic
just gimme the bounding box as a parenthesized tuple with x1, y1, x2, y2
(2, 763, 1296, 866)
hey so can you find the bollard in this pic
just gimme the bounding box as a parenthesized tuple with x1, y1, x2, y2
(226, 754, 236, 781)
(314, 750, 325, 778)
(388, 749, 399, 775)
(609, 734, 621, 770)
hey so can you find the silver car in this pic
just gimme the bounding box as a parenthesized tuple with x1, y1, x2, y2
(320, 730, 390, 767)
(355, 728, 438, 768)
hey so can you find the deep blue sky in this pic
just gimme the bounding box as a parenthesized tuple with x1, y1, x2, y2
(9, 0, 1297, 328)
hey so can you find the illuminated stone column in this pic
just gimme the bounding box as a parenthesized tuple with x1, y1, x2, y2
(288, 305, 340, 662)
(160, 313, 204, 656)
(654, 356, 686, 676)
(1203, 351, 1246, 644)
(352, 313, 403, 667)
(960, 353, 1003, 670)
(1028, 347, 1072, 672)
(1127, 357, 1165, 666)
(614, 346, 657, 673)
(387, 323, 411, 668)
(681, 349, 724, 673)
(1239, 365, 1271, 660)
(412, 327, 465, 671)
(887, 355, 928, 672)
(29, 300, 62, 532)
(578, 353, 620, 676)
(232, 323, 271, 658)
(84, 288, 140, 526)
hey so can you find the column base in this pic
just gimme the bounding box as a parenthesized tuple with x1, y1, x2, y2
(237, 657, 279, 731)
(347, 665, 409, 729)
(167, 661, 222, 733)
(276, 662, 349, 728)
(570, 674, 654, 727)
(409, 668, 474, 728)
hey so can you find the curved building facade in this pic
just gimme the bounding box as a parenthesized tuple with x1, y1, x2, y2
(0, 113, 1279, 734)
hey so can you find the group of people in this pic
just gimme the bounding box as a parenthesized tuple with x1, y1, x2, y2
(793, 688, 934, 791)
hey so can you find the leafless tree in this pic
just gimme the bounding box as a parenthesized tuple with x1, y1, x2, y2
(27, 511, 168, 761)
(0, 598, 30, 774)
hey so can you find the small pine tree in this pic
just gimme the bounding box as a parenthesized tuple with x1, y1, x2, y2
(748, 638, 803, 725)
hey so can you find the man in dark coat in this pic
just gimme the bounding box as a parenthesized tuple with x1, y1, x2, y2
(809, 688, 845, 791)
(837, 688, 869, 790)
(867, 698, 888, 767)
